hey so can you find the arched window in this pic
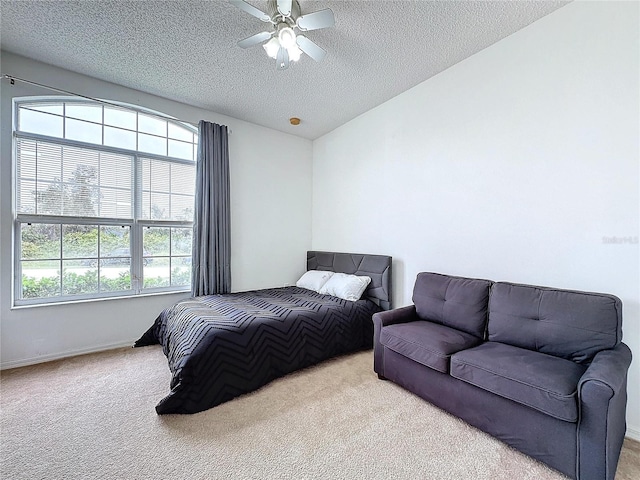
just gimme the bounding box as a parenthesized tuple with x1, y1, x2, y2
(13, 98, 198, 305)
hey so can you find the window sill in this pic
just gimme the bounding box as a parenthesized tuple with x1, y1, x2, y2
(11, 289, 190, 310)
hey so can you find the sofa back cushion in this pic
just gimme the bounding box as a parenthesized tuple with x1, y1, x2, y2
(412, 273, 492, 339)
(488, 282, 622, 364)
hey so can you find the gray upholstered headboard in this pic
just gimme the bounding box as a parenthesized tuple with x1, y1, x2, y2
(307, 251, 393, 310)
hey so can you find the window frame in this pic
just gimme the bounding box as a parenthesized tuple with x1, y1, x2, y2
(12, 97, 197, 307)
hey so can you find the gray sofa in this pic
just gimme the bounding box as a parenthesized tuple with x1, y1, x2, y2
(373, 272, 632, 480)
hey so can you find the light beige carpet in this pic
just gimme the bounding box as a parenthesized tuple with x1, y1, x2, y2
(1, 347, 638, 480)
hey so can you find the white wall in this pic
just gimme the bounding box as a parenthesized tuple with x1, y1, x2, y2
(312, 1, 640, 438)
(0, 52, 313, 368)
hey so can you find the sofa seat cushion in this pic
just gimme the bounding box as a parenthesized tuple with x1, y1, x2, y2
(450, 342, 587, 422)
(380, 321, 482, 374)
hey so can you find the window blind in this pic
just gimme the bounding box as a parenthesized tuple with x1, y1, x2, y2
(16, 138, 134, 219)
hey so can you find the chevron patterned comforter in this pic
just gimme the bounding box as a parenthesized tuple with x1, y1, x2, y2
(135, 286, 380, 414)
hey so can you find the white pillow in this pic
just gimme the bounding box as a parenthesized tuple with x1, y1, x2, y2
(318, 273, 371, 301)
(296, 270, 335, 292)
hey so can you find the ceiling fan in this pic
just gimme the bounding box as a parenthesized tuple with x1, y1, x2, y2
(230, 0, 335, 70)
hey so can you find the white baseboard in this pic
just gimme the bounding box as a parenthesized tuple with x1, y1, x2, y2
(0, 341, 135, 370)
(626, 426, 640, 442)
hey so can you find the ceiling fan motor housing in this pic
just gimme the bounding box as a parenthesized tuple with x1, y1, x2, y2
(267, 0, 301, 22)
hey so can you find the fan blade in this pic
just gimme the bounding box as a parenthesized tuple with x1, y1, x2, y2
(238, 31, 272, 49)
(296, 9, 335, 31)
(229, 0, 271, 22)
(276, 46, 290, 70)
(277, 0, 292, 16)
(296, 35, 327, 62)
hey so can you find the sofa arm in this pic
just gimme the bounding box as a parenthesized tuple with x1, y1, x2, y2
(372, 305, 417, 376)
(373, 305, 417, 328)
(577, 343, 632, 480)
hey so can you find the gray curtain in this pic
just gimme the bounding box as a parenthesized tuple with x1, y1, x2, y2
(191, 120, 231, 296)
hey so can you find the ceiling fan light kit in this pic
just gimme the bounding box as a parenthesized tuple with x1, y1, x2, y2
(230, 0, 335, 70)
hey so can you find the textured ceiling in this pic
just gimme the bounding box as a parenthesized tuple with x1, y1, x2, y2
(0, 0, 569, 140)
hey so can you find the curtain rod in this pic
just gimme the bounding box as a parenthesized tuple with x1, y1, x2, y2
(1, 73, 212, 130)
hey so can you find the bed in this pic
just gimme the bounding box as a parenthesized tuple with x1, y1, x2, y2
(135, 251, 392, 414)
